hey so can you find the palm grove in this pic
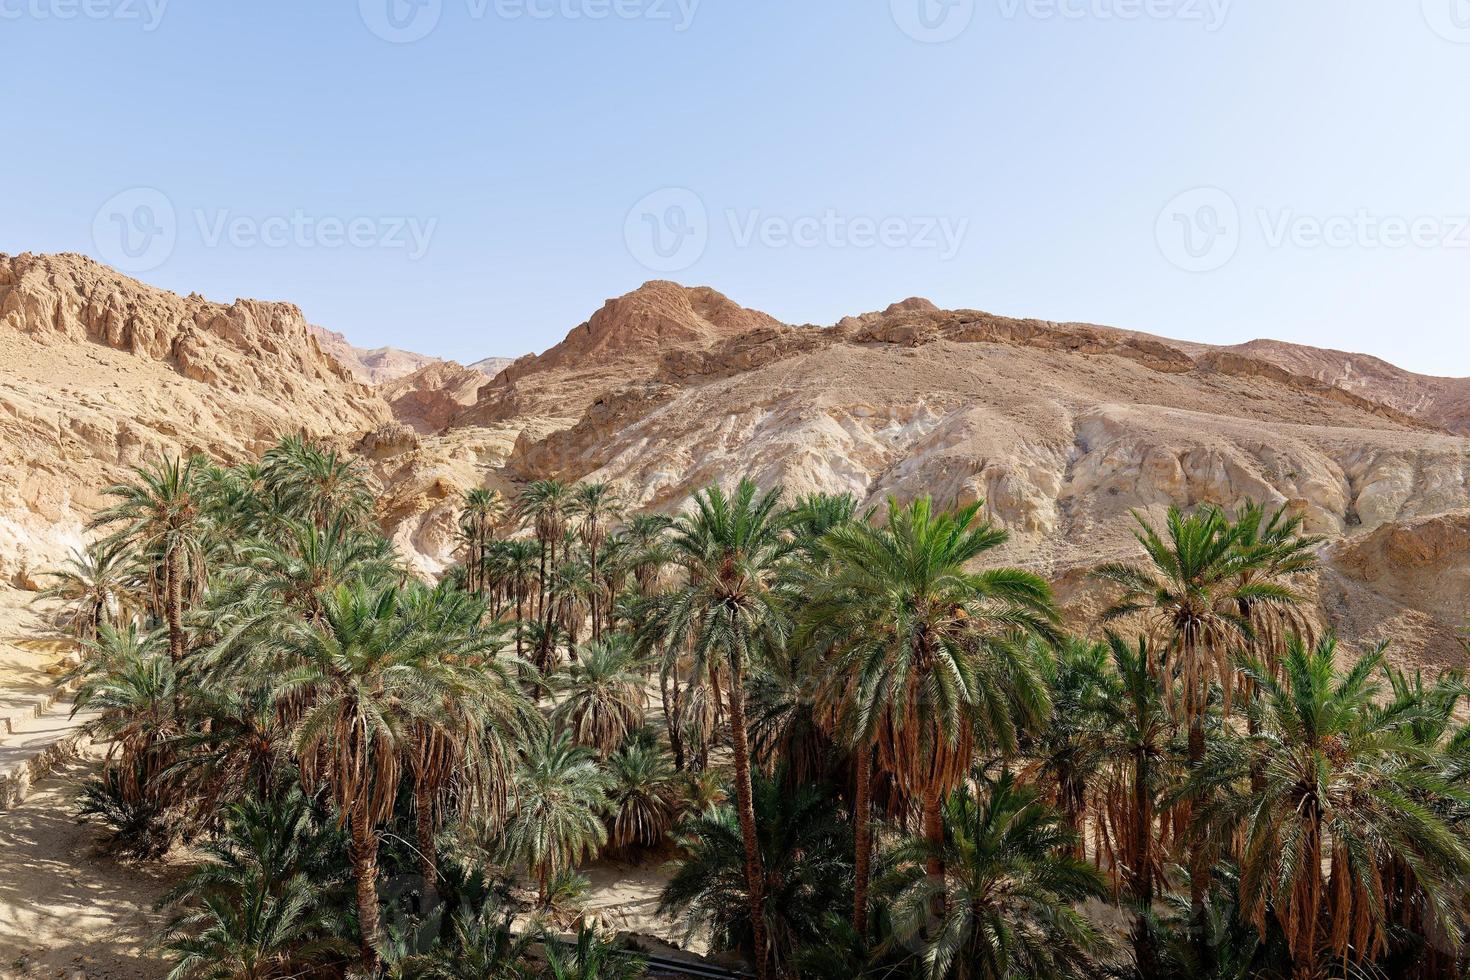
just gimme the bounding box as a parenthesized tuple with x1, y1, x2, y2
(43, 435, 1470, 980)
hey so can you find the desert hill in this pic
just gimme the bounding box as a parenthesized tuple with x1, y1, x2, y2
(310, 325, 440, 384)
(0, 252, 389, 579)
(1, 253, 1467, 665)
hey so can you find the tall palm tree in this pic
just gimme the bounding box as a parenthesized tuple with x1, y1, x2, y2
(570, 482, 624, 640)
(500, 730, 613, 904)
(553, 636, 648, 756)
(880, 770, 1109, 980)
(804, 496, 1057, 936)
(660, 769, 853, 977)
(1029, 635, 1115, 859)
(516, 478, 573, 623)
(269, 582, 430, 969)
(39, 540, 139, 641)
(92, 454, 208, 665)
(458, 488, 505, 595)
(396, 581, 538, 895)
(1192, 636, 1470, 979)
(656, 479, 794, 980)
(1100, 632, 1173, 980)
(1094, 504, 1280, 939)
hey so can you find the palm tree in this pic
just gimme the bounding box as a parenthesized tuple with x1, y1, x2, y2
(1094, 505, 1276, 938)
(570, 482, 624, 640)
(1100, 632, 1173, 980)
(91, 454, 208, 665)
(803, 496, 1057, 936)
(396, 581, 538, 895)
(660, 769, 853, 976)
(270, 582, 429, 969)
(500, 730, 613, 905)
(458, 488, 505, 595)
(1191, 636, 1470, 979)
(880, 771, 1109, 980)
(553, 636, 648, 756)
(260, 434, 374, 529)
(72, 623, 180, 805)
(1029, 635, 1114, 859)
(517, 477, 573, 625)
(656, 479, 794, 980)
(539, 924, 649, 980)
(39, 540, 139, 641)
(159, 790, 352, 980)
(605, 733, 680, 851)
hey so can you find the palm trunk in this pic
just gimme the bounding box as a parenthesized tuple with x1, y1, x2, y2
(1188, 712, 1210, 959)
(726, 645, 770, 980)
(853, 745, 874, 940)
(415, 778, 438, 898)
(1133, 745, 1158, 980)
(164, 545, 185, 663)
(922, 784, 945, 890)
(350, 807, 381, 970)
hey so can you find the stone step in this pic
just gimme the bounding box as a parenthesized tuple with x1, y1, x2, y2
(0, 694, 98, 810)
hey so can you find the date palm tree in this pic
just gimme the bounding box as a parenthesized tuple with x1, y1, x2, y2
(1191, 636, 1470, 979)
(804, 496, 1057, 935)
(458, 488, 505, 595)
(260, 434, 374, 530)
(655, 479, 794, 980)
(571, 482, 623, 640)
(1100, 632, 1173, 980)
(270, 582, 433, 969)
(605, 734, 679, 851)
(39, 540, 139, 641)
(500, 730, 613, 905)
(660, 769, 853, 976)
(553, 636, 648, 756)
(881, 770, 1109, 980)
(1094, 504, 1281, 941)
(92, 454, 208, 665)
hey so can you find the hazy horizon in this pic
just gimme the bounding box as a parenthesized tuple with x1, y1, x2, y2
(5, 3, 1469, 375)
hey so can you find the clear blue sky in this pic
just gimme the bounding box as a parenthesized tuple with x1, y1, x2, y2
(4, 2, 1468, 375)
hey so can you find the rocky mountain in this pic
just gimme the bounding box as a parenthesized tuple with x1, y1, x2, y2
(309, 325, 440, 384)
(1217, 338, 1470, 436)
(0, 253, 388, 579)
(1, 254, 1467, 667)
(469, 356, 514, 378)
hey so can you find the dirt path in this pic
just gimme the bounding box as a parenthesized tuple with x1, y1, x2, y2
(0, 759, 177, 980)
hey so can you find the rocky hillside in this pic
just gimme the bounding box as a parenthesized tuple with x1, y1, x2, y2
(0, 253, 389, 578)
(310, 325, 440, 384)
(1, 254, 1466, 666)
(1218, 338, 1470, 436)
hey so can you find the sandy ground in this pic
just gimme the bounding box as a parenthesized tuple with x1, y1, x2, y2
(0, 759, 179, 980)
